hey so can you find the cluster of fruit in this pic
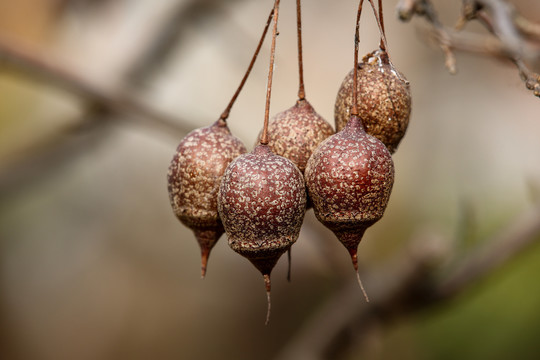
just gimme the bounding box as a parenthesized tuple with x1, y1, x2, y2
(167, 0, 411, 323)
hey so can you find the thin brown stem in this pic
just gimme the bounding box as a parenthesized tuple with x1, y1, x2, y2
(220, 7, 274, 121)
(260, 0, 281, 146)
(378, 0, 386, 51)
(296, 0, 306, 100)
(368, 0, 390, 54)
(351, 0, 364, 116)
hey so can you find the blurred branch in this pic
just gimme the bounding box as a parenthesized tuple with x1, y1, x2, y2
(0, 36, 192, 138)
(124, 0, 244, 85)
(397, 0, 540, 98)
(0, 112, 111, 198)
(276, 201, 540, 360)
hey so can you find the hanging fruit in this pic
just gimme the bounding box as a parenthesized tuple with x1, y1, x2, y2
(334, 0, 411, 154)
(167, 8, 275, 277)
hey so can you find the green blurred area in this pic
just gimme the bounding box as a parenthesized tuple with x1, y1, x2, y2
(415, 243, 540, 360)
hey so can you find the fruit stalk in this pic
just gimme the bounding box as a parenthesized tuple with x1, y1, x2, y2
(352, 0, 364, 117)
(260, 0, 281, 146)
(377, 0, 386, 51)
(296, 0, 305, 101)
(367, 0, 389, 53)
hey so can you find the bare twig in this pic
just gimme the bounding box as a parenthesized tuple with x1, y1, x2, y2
(397, 0, 540, 97)
(397, 0, 457, 74)
(276, 201, 540, 360)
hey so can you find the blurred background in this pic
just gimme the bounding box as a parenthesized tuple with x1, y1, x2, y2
(1, 0, 539, 359)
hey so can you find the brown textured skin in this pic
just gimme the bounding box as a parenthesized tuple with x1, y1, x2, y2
(218, 145, 307, 275)
(304, 115, 394, 252)
(167, 119, 247, 269)
(334, 50, 411, 153)
(257, 99, 334, 174)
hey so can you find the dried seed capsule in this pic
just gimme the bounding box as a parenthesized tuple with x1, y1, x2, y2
(167, 119, 246, 278)
(334, 49, 411, 153)
(305, 115, 394, 298)
(256, 99, 333, 280)
(259, 99, 334, 175)
(218, 144, 306, 323)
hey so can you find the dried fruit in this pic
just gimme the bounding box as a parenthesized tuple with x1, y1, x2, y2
(259, 99, 334, 175)
(218, 144, 306, 323)
(167, 119, 246, 277)
(334, 50, 411, 154)
(304, 114, 394, 298)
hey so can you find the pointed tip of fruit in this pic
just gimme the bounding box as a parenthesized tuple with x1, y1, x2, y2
(287, 248, 292, 282)
(193, 228, 223, 279)
(348, 247, 359, 272)
(200, 247, 210, 279)
(249, 255, 280, 277)
(264, 274, 272, 325)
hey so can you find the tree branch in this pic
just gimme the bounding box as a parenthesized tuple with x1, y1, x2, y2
(0, 36, 192, 138)
(397, 0, 540, 97)
(276, 201, 540, 360)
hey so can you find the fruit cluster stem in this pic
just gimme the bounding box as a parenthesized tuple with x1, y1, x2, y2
(261, 0, 281, 146)
(220, 7, 274, 122)
(368, 0, 390, 55)
(377, 0, 386, 51)
(351, 0, 364, 117)
(296, 0, 306, 101)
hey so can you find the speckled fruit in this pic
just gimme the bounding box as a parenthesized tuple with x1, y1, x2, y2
(258, 99, 334, 175)
(305, 115, 394, 271)
(218, 144, 306, 323)
(167, 119, 247, 278)
(218, 144, 306, 274)
(334, 49, 411, 153)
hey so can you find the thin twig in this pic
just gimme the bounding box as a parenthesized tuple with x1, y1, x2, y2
(396, 0, 540, 96)
(397, 0, 457, 74)
(351, 0, 364, 117)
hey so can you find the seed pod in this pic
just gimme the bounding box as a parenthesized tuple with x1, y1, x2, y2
(259, 99, 334, 175)
(218, 144, 306, 324)
(305, 115, 394, 298)
(167, 119, 247, 278)
(334, 49, 411, 153)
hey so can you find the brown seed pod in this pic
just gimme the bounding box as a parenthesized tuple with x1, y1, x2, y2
(334, 49, 411, 153)
(258, 99, 334, 175)
(305, 115, 394, 298)
(218, 144, 306, 324)
(167, 119, 247, 278)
